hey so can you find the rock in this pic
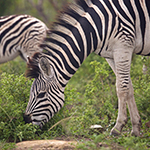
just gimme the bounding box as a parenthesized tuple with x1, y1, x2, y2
(90, 124, 103, 134)
(15, 140, 77, 150)
(90, 125, 103, 129)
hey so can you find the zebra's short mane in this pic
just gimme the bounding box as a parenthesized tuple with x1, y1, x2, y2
(0, 14, 17, 19)
(26, 50, 53, 78)
(39, 0, 88, 50)
(26, 53, 41, 78)
(26, 0, 88, 78)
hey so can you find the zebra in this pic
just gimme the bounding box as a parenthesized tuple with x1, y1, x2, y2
(23, 0, 150, 136)
(0, 14, 49, 63)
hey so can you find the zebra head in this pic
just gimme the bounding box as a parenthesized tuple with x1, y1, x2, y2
(24, 52, 64, 127)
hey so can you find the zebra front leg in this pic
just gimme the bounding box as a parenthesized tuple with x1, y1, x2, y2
(106, 58, 141, 136)
(111, 82, 128, 135)
(127, 79, 141, 136)
(106, 58, 128, 135)
(110, 48, 136, 135)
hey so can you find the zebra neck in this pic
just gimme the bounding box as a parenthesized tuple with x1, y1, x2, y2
(45, 45, 90, 89)
(42, 0, 115, 87)
(44, 27, 97, 87)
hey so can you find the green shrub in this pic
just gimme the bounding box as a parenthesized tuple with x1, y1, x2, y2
(0, 73, 39, 142)
(131, 56, 150, 120)
(0, 57, 26, 76)
(63, 58, 117, 136)
(0, 73, 70, 142)
(0, 140, 15, 150)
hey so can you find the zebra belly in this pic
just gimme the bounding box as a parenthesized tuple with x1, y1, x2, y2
(134, 38, 150, 56)
(134, 18, 150, 56)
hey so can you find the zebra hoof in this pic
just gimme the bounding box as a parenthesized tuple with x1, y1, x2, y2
(110, 128, 121, 136)
(131, 130, 140, 137)
(131, 123, 141, 137)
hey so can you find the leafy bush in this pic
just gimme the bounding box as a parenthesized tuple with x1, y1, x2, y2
(0, 57, 26, 76)
(131, 56, 150, 120)
(64, 58, 117, 136)
(0, 72, 70, 142)
(0, 73, 38, 142)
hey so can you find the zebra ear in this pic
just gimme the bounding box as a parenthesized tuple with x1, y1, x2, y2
(39, 57, 51, 76)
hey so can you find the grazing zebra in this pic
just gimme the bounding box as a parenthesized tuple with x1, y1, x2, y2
(24, 0, 150, 136)
(0, 14, 49, 63)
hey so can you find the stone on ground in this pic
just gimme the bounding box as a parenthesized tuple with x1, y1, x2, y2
(15, 140, 77, 150)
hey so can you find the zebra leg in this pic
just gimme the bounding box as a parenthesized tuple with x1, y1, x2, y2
(106, 58, 127, 135)
(127, 78, 141, 136)
(106, 58, 141, 136)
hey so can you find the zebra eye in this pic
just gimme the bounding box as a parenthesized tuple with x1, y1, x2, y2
(37, 92, 46, 98)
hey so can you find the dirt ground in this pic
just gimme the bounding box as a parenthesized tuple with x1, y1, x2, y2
(15, 140, 78, 150)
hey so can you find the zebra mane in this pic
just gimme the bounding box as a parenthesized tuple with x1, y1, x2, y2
(26, 0, 89, 78)
(25, 52, 41, 78)
(39, 0, 88, 50)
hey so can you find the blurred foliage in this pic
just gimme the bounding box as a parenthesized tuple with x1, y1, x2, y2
(0, 0, 73, 26)
(0, 0, 18, 16)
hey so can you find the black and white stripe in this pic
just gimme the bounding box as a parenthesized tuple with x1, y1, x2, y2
(0, 14, 49, 63)
(24, 0, 150, 136)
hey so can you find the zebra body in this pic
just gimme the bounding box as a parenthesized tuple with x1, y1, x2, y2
(24, 0, 150, 136)
(0, 15, 48, 63)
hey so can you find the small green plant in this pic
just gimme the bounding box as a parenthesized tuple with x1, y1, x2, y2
(0, 57, 26, 75)
(0, 140, 15, 150)
(0, 73, 40, 142)
(131, 56, 150, 120)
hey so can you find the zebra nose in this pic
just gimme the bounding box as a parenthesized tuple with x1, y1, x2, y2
(23, 113, 32, 124)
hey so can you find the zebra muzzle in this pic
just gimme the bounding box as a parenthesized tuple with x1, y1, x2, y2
(23, 113, 32, 124)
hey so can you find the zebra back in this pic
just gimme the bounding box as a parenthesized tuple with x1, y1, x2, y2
(0, 14, 49, 63)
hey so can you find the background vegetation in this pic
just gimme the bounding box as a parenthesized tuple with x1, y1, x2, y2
(0, 0, 150, 149)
